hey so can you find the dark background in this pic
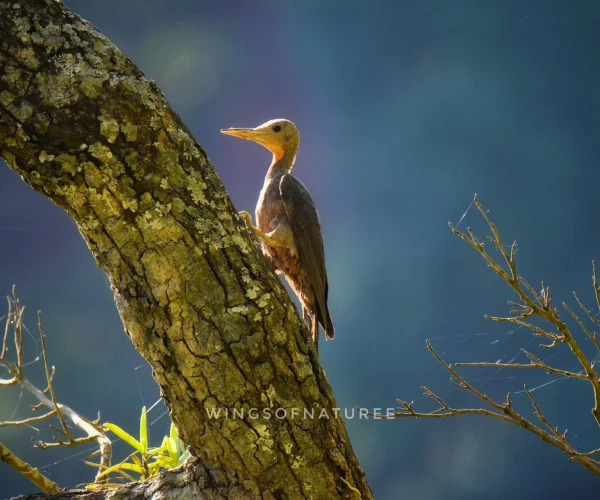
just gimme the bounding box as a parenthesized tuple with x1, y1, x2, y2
(2, 1, 600, 498)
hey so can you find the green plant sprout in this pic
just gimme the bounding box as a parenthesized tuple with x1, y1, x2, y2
(85, 407, 190, 488)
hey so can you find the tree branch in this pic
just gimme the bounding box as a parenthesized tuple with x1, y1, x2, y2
(455, 348, 588, 380)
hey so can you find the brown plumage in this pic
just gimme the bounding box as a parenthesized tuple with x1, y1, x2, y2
(221, 119, 334, 351)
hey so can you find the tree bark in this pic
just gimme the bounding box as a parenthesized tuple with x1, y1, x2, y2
(0, 1, 372, 498)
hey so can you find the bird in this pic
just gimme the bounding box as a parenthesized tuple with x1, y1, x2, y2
(221, 119, 334, 352)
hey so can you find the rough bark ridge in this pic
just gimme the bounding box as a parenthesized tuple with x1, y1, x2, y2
(0, 1, 372, 498)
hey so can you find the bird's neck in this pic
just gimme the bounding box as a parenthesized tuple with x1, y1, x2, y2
(267, 150, 296, 179)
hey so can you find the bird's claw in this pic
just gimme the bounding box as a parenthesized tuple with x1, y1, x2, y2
(238, 211, 280, 248)
(238, 211, 255, 231)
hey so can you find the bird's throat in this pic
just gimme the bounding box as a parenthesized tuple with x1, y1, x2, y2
(267, 151, 296, 177)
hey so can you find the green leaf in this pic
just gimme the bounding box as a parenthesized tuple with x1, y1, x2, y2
(139, 406, 148, 455)
(170, 424, 184, 457)
(147, 460, 163, 476)
(165, 436, 177, 463)
(113, 468, 138, 482)
(104, 423, 144, 454)
(146, 444, 168, 457)
(157, 455, 173, 465)
(157, 454, 176, 469)
(97, 461, 145, 480)
(131, 454, 142, 468)
(83, 460, 108, 470)
(177, 448, 190, 466)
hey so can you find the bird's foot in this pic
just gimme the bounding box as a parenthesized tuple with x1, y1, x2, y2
(239, 211, 256, 232)
(239, 211, 285, 248)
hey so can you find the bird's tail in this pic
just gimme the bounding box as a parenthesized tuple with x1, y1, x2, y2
(320, 306, 335, 340)
(311, 314, 319, 354)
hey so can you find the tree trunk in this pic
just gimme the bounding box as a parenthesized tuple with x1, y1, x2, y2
(0, 1, 372, 498)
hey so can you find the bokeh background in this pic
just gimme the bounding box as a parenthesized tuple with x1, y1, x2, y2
(2, 1, 600, 498)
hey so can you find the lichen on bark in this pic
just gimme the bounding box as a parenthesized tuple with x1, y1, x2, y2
(0, 1, 373, 498)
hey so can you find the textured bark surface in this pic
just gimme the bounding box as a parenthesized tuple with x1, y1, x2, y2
(15, 459, 255, 499)
(0, 1, 372, 498)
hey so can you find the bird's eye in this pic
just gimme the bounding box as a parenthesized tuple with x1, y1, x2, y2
(272, 124, 282, 132)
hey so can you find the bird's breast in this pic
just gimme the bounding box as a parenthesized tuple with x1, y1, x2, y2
(256, 177, 285, 232)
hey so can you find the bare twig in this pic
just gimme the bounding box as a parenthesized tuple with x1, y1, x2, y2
(456, 348, 587, 380)
(0, 375, 17, 386)
(572, 292, 600, 351)
(0, 410, 56, 427)
(38, 311, 71, 442)
(1, 296, 12, 358)
(34, 435, 98, 449)
(523, 385, 565, 441)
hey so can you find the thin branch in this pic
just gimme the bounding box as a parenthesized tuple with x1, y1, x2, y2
(455, 360, 585, 379)
(38, 311, 71, 442)
(518, 277, 544, 309)
(0, 376, 17, 386)
(425, 340, 512, 413)
(593, 260, 600, 316)
(0, 441, 61, 493)
(563, 302, 599, 354)
(34, 435, 98, 449)
(573, 291, 600, 351)
(573, 447, 600, 459)
(0, 410, 56, 427)
(524, 384, 568, 444)
(13, 287, 24, 376)
(456, 349, 587, 380)
(483, 315, 561, 345)
(1, 296, 12, 358)
(366, 398, 513, 423)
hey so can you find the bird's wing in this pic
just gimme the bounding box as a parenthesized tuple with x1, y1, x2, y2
(279, 174, 328, 330)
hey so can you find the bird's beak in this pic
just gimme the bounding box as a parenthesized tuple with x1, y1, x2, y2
(221, 126, 284, 159)
(220, 127, 267, 143)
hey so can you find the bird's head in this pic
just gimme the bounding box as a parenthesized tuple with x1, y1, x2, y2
(221, 119, 299, 162)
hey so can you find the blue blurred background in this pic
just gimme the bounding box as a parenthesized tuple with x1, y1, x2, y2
(2, 1, 600, 498)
